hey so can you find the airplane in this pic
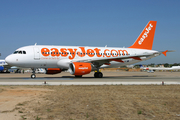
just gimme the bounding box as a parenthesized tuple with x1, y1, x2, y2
(0, 59, 11, 73)
(5, 21, 172, 78)
(0, 59, 20, 73)
(140, 65, 180, 71)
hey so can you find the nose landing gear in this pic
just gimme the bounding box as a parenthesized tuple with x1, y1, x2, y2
(31, 68, 36, 79)
(31, 74, 36, 79)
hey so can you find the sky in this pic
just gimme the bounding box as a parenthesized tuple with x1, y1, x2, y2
(0, 0, 180, 64)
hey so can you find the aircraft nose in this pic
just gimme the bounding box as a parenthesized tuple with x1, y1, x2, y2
(5, 55, 15, 65)
(5, 55, 11, 64)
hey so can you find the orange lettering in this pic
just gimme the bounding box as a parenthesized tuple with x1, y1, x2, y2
(118, 50, 128, 56)
(111, 49, 118, 57)
(68, 48, 77, 60)
(77, 47, 86, 57)
(51, 48, 60, 57)
(41, 48, 50, 57)
(87, 49, 95, 57)
(104, 49, 111, 57)
(94, 48, 102, 57)
(60, 48, 68, 57)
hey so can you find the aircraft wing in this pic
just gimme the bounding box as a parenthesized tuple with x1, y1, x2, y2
(72, 50, 172, 67)
(73, 53, 157, 67)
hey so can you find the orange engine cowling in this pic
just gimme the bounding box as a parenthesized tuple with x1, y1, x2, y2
(46, 68, 61, 74)
(69, 62, 92, 75)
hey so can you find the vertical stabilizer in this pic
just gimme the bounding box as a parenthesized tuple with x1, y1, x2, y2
(129, 21, 157, 50)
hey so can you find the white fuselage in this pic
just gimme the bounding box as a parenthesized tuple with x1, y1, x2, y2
(5, 45, 158, 69)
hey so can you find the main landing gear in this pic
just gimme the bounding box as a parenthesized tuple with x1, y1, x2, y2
(94, 68, 103, 78)
(94, 72, 103, 78)
(31, 68, 36, 79)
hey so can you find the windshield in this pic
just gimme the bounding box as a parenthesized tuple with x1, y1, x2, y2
(13, 51, 26, 54)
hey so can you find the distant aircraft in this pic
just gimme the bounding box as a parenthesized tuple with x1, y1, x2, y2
(126, 65, 134, 68)
(0, 59, 10, 73)
(169, 66, 180, 71)
(5, 21, 172, 78)
(0, 59, 19, 73)
(140, 65, 180, 71)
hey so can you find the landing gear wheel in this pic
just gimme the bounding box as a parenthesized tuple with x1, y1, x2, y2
(75, 75, 82, 78)
(31, 74, 36, 79)
(94, 72, 103, 78)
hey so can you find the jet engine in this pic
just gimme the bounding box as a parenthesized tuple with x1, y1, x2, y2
(69, 62, 93, 75)
(45, 68, 61, 74)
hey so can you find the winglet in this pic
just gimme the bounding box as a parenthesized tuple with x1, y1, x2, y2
(162, 50, 168, 56)
(129, 21, 157, 50)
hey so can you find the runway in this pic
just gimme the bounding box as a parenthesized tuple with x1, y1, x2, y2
(0, 71, 180, 85)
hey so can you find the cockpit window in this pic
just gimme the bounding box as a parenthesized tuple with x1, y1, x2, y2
(23, 51, 26, 54)
(13, 51, 18, 54)
(13, 50, 26, 54)
(18, 51, 22, 54)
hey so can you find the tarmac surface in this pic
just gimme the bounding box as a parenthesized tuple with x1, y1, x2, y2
(0, 71, 180, 85)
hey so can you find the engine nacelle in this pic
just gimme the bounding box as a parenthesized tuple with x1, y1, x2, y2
(0, 66, 4, 71)
(46, 68, 61, 74)
(69, 62, 93, 75)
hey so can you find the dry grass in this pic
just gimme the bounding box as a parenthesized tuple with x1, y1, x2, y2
(12, 85, 180, 120)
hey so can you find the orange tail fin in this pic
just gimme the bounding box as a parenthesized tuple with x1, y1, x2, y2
(129, 21, 157, 50)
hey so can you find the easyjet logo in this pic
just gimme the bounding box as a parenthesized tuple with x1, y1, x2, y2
(138, 23, 153, 45)
(41, 47, 129, 60)
(79, 67, 88, 70)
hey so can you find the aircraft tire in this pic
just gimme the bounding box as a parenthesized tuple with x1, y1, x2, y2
(94, 72, 103, 78)
(31, 74, 36, 79)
